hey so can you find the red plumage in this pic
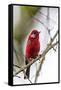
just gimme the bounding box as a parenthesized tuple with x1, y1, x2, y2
(24, 30, 40, 79)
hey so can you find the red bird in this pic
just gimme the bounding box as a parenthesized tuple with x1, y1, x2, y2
(24, 30, 40, 79)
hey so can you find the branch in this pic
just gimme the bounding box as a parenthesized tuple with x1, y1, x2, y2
(39, 11, 57, 24)
(34, 30, 58, 82)
(14, 41, 58, 77)
(13, 49, 32, 83)
(13, 47, 20, 66)
(48, 30, 58, 51)
(50, 30, 58, 44)
(34, 57, 45, 83)
(13, 64, 32, 84)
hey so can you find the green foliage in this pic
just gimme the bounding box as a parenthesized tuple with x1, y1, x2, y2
(14, 6, 40, 43)
(22, 6, 40, 17)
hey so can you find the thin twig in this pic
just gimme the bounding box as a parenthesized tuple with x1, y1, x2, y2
(50, 30, 58, 44)
(13, 47, 20, 66)
(48, 30, 58, 51)
(39, 11, 57, 24)
(34, 57, 45, 83)
(33, 17, 50, 30)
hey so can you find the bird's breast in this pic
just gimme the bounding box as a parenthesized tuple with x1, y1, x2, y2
(26, 39, 40, 59)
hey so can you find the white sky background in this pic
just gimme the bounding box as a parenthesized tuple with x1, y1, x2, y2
(13, 6, 58, 85)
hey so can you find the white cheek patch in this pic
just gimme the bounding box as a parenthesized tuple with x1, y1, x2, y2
(31, 34, 35, 38)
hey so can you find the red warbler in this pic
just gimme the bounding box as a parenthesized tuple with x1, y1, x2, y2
(24, 30, 40, 79)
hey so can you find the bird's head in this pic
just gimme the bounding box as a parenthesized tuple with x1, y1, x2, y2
(29, 30, 40, 40)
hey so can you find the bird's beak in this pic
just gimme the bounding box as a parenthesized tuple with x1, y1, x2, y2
(31, 34, 35, 38)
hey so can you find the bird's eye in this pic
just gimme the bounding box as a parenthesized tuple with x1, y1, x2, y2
(33, 32, 37, 35)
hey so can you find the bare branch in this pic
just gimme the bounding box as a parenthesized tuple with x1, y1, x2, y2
(14, 40, 58, 77)
(50, 30, 58, 44)
(34, 57, 45, 83)
(39, 11, 57, 24)
(34, 40, 58, 83)
(13, 47, 20, 66)
(13, 64, 32, 84)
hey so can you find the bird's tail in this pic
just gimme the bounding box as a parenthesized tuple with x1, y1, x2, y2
(24, 60, 30, 79)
